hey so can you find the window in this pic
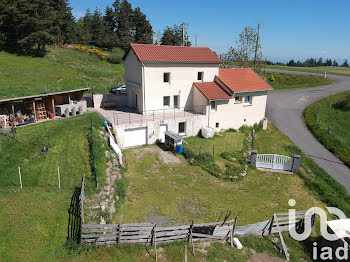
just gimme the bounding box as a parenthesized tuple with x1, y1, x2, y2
(243, 96, 252, 105)
(197, 72, 204, 81)
(163, 72, 170, 83)
(235, 96, 241, 103)
(210, 101, 216, 111)
(178, 122, 186, 134)
(173, 95, 179, 109)
(163, 96, 170, 106)
(216, 122, 219, 128)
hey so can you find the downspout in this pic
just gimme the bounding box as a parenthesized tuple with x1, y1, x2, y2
(141, 62, 146, 114)
(207, 101, 210, 127)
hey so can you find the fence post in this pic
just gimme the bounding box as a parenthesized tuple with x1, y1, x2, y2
(18, 167, 22, 189)
(58, 167, 61, 190)
(251, 150, 257, 167)
(292, 155, 301, 173)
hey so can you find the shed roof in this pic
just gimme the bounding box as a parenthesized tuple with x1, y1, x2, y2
(0, 88, 89, 104)
(130, 43, 222, 64)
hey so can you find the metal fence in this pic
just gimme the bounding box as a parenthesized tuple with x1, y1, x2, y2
(112, 105, 207, 125)
(256, 154, 293, 171)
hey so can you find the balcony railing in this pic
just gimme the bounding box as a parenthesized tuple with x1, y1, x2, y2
(112, 105, 207, 125)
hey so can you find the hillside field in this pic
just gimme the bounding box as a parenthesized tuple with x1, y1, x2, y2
(264, 65, 350, 77)
(0, 47, 125, 99)
(304, 91, 350, 167)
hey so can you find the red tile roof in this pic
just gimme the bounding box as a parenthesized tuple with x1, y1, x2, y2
(130, 43, 222, 63)
(194, 82, 231, 101)
(217, 68, 273, 93)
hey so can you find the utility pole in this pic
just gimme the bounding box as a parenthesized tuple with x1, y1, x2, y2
(182, 22, 185, 46)
(253, 24, 260, 68)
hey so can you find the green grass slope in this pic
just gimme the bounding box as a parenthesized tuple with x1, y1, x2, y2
(304, 91, 350, 167)
(264, 65, 350, 77)
(262, 71, 334, 90)
(0, 47, 125, 99)
(0, 113, 107, 261)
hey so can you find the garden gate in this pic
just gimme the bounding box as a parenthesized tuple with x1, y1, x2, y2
(256, 154, 293, 171)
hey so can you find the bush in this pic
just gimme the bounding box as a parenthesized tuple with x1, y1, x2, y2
(194, 152, 214, 164)
(239, 125, 250, 133)
(224, 164, 244, 179)
(221, 151, 247, 165)
(107, 54, 122, 64)
(182, 146, 195, 160)
(227, 128, 237, 132)
(74, 44, 87, 51)
(201, 162, 222, 178)
(88, 48, 107, 60)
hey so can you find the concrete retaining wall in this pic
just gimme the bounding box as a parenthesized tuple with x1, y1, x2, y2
(93, 94, 128, 109)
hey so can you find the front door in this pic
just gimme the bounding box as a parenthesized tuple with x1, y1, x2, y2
(159, 124, 167, 143)
(174, 95, 179, 109)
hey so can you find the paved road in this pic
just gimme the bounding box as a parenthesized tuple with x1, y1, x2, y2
(265, 69, 350, 193)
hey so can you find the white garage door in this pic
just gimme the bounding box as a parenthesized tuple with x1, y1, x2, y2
(124, 127, 147, 148)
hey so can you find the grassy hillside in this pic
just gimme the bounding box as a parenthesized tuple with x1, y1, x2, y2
(0, 113, 108, 261)
(264, 65, 350, 77)
(304, 91, 350, 167)
(261, 71, 334, 90)
(0, 47, 125, 99)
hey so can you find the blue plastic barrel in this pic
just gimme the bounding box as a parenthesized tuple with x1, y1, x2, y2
(103, 121, 108, 127)
(176, 145, 183, 154)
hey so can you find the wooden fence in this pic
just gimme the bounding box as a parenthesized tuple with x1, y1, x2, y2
(81, 218, 238, 246)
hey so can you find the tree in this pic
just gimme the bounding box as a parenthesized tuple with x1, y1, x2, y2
(287, 59, 295, 66)
(0, 0, 55, 52)
(132, 7, 153, 44)
(160, 24, 191, 46)
(332, 60, 338, 67)
(116, 0, 134, 51)
(341, 59, 349, 67)
(51, 0, 76, 45)
(316, 57, 323, 67)
(325, 58, 332, 66)
(226, 26, 261, 69)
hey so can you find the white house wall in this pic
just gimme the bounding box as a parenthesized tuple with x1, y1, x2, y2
(142, 63, 219, 112)
(208, 91, 268, 130)
(114, 115, 208, 149)
(125, 50, 143, 112)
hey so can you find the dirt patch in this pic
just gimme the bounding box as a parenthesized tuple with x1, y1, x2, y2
(144, 213, 172, 226)
(133, 147, 182, 164)
(249, 252, 284, 262)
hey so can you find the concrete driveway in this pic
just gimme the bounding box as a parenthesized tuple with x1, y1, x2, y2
(265, 69, 350, 193)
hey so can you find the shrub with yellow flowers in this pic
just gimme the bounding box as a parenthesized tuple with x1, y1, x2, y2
(270, 74, 275, 81)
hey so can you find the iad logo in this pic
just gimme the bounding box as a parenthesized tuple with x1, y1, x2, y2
(288, 198, 347, 241)
(288, 199, 349, 261)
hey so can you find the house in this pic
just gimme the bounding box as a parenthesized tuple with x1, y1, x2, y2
(98, 43, 272, 148)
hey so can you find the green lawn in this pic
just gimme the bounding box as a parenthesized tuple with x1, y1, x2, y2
(0, 113, 107, 261)
(261, 71, 334, 90)
(264, 65, 350, 77)
(0, 47, 125, 99)
(115, 131, 324, 226)
(304, 91, 350, 167)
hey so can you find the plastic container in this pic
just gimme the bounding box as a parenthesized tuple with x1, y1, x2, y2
(49, 113, 54, 119)
(201, 126, 214, 138)
(176, 145, 183, 154)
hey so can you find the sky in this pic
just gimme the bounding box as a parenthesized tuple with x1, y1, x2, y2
(69, 0, 350, 63)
